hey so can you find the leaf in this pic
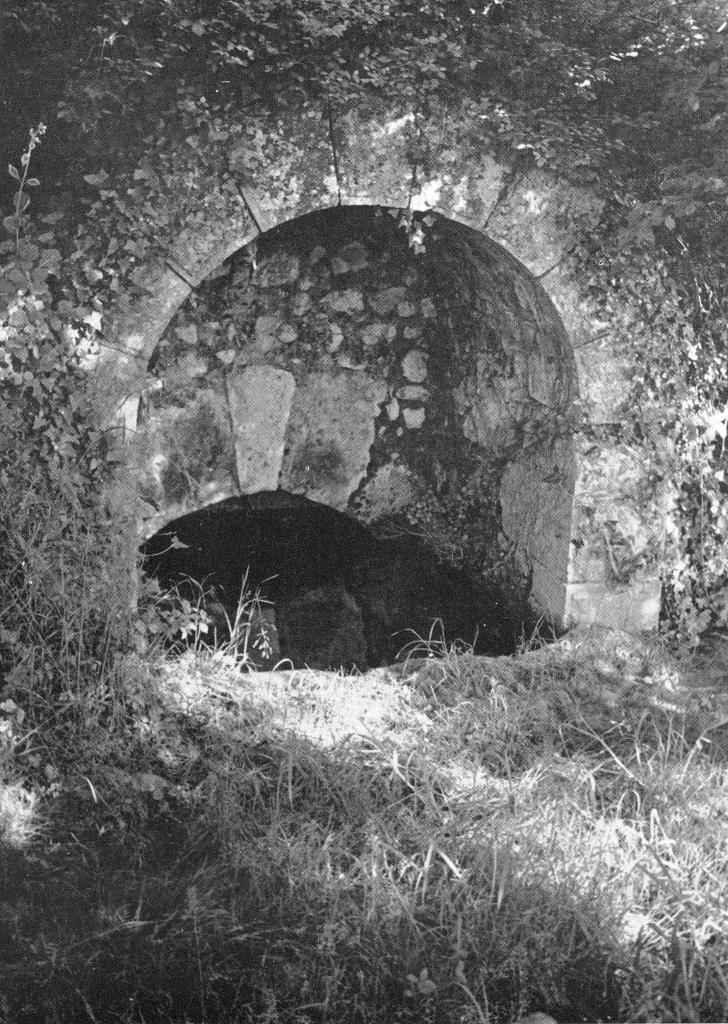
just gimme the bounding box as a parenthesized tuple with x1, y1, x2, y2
(26, 178, 40, 188)
(7, 164, 20, 181)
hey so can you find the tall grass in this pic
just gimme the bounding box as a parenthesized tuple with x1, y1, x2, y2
(3, 461, 728, 1022)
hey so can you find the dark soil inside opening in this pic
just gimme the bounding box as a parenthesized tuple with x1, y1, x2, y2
(141, 495, 531, 670)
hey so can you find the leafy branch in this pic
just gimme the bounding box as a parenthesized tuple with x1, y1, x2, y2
(5, 122, 45, 252)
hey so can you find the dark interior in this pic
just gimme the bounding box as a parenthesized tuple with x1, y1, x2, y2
(141, 494, 529, 670)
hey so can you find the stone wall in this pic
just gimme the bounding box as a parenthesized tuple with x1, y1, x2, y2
(134, 206, 577, 613)
(88, 96, 671, 632)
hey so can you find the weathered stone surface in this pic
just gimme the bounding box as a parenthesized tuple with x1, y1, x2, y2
(361, 322, 388, 347)
(226, 365, 296, 492)
(279, 323, 298, 345)
(331, 242, 370, 275)
(333, 103, 414, 207)
(563, 579, 661, 632)
(572, 335, 632, 423)
(353, 461, 421, 523)
(280, 371, 387, 509)
(571, 440, 668, 585)
(401, 349, 428, 382)
(396, 385, 428, 401)
(369, 286, 407, 316)
(410, 124, 508, 225)
(98, 104, 667, 638)
(254, 314, 282, 353)
(134, 390, 239, 530)
(327, 323, 344, 353)
(176, 323, 198, 346)
(176, 356, 207, 380)
(326, 288, 364, 314)
(402, 406, 426, 429)
(230, 100, 339, 225)
(500, 440, 577, 623)
(256, 253, 300, 288)
(293, 292, 311, 316)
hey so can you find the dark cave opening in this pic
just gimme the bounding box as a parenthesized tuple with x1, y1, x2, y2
(140, 494, 532, 670)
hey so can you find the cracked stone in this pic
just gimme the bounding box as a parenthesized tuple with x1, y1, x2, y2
(397, 301, 417, 317)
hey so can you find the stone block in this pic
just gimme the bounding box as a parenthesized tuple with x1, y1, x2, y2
(325, 288, 364, 314)
(370, 286, 408, 316)
(280, 371, 386, 509)
(133, 390, 239, 521)
(500, 439, 577, 623)
(401, 349, 428, 382)
(402, 407, 426, 429)
(353, 461, 421, 523)
(333, 104, 414, 208)
(256, 253, 300, 288)
(226, 365, 296, 492)
(563, 579, 661, 632)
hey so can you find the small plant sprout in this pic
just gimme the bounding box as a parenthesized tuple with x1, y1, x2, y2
(5, 123, 46, 252)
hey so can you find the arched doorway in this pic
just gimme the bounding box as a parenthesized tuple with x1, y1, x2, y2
(134, 205, 577, 659)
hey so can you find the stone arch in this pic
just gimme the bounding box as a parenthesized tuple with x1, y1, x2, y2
(94, 101, 664, 632)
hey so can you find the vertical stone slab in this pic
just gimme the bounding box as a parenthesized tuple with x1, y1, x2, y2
(280, 371, 387, 510)
(500, 438, 577, 624)
(563, 438, 668, 630)
(226, 365, 296, 492)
